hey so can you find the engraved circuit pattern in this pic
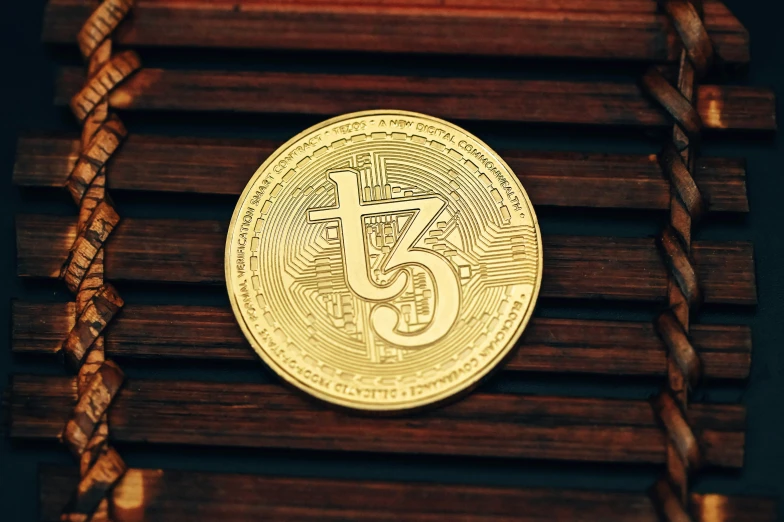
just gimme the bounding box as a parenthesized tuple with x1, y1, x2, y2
(229, 113, 542, 410)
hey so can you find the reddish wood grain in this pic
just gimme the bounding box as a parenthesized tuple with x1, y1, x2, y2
(22, 1, 771, 518)
(42, 0, 750, 64)
(10, 375, 745, 467)
(15, 215, 757, 304)
(12, 302, 752, 380)
(39, 466, 778, 522)
(54, 69, 777, 131)
(13, 134, 749, 212)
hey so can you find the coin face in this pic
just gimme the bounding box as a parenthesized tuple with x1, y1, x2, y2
(226, 110, 542, 411)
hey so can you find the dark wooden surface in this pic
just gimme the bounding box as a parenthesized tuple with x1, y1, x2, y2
(14, 134, 750, 212)
(55, 69, 777, 131)
(3, 0, 781, 519)
(16, 215, 758, 304)
(11, 302, 753, 380)
(9, 375, 745, 467)
(39, 466, 778, 522)
(42, 0, 751, 64)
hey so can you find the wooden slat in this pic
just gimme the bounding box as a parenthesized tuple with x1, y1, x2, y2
(9, 375, 745, 467)
(16, 215, 757, 305)
(12, 302, 752, 380)
(13, 134, 750, 212)
(55, 69, 777, 131)
(40, 466, 777, 522)
(42, 0, 750, 65)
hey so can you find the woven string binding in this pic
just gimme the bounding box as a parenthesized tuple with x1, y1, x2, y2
(58, 1, 139, 520)
(641, 1, 714, 520)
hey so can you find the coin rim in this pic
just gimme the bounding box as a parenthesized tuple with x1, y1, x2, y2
(225, 109, 543, 411)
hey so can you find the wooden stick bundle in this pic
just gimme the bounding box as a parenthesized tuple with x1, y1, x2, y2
(40, 466, 777, 522)
(42, 0, 751, 64)
(12, 302, 752, 380)
(16, 215, 757, 304)
(55, 69, 776, 131)
(15, 134, 749, 212)
(10, 375, 745, 467)
(12, 1, 775, 519)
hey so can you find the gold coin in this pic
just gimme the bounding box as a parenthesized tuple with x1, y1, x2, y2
(226, 110, 542, 411)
